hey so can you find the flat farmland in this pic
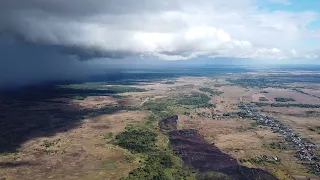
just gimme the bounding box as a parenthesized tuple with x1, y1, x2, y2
(262, 88, 320, 104)
(1, 70, 320, 180)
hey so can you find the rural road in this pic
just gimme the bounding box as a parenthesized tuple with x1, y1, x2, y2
(139, 97, 150, 106)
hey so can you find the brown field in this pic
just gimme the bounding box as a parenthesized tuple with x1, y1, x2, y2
(252, 93, 273, 102)
(262, 88, 320, 104)
(210, 86, 247, 113)
(0, 109, 148, 180)
(0, 88, 150, 180)
(72, 96, 118, 109)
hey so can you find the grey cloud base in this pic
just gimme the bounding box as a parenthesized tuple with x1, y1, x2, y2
(0, 0, 319, 87)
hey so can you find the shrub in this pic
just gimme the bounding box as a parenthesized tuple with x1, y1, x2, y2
(103, 133, 113, 139)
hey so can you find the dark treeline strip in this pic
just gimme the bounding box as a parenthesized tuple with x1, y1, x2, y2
(255, 102, 320, 108)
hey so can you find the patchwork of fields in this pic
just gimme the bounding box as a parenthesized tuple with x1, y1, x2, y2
(1, 69, 320, 180)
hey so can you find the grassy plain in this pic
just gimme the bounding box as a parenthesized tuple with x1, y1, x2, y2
(1, 67, 320, 179)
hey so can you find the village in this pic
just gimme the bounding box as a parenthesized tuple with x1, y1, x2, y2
(239, 102, 320, 175)
(195, 101, 320, 175)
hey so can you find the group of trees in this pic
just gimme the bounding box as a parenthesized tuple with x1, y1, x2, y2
(124, 149, 229, 180)
(124, 152, 191, 180)
(118, 92, 232, 179)
(176, 92, 211, 106)
(260, 91, 269, 94)
(199, 88, 224, 96)
(59, 84, 146, 100)
(274, 97, 295, 102)
(227, 78, 281, 88)
(197, 172, 230, 180)
(163, 81, 176, 84)
(308, 126, 320, 134)
(116, 125, 197, 180)
(256, 102, 320, 108)
(173, 92, 217, 109)
(259, 97, 268, 101)
(141, 92, 215, 119)
(115, 127, 158, 153)
(141, 99, 175, 119)
(268, 142, 288, 150)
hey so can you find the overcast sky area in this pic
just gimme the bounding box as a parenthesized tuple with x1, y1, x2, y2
(1, 0, 320, 87)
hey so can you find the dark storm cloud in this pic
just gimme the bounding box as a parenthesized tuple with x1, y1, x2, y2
(0, 0, 179, 41)
(0, 0, 152, 87)
(0, 36, 100, 88)
(1, 0, 314, 61)
(1, 0, 178, 17)
(0, 0, 319, 87)
(0, 0, 179, 63)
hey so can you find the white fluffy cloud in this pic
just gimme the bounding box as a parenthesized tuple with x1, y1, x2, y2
(0, 0, 319, 60)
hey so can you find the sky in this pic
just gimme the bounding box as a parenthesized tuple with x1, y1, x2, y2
(257, 0, 320, 50)
(0, 0, 320, 87)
